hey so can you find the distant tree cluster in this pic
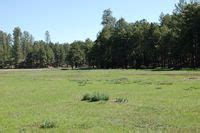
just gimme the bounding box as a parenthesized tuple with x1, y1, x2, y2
(0, 3, 199, 69)
(0, 28, 93, 68)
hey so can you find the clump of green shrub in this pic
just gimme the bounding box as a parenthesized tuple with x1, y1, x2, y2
(155, 87, 162, 90)
(184, 86, 199, 91)
(82, 93, 91, 101)
(115, 98, 128, 103)
(158, 82, 173, 85)
(19, 128, 26, 133)
(82, 93, 109, 102)
(39, 120, 56, 129)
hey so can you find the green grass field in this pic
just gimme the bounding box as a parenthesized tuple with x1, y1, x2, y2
(0, 69, 200, 132)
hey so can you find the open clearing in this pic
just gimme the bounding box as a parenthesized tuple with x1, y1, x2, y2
(0, 69, 200, 132)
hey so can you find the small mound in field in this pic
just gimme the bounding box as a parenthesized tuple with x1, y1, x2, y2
(134, 118, 167, 129)
(138, 81, 153, 85)
(158, 82, 173, 85)
(155, 87, 162, 90)
(71, 79, 92, 86)
(82, 93, 109, 102)
(115, 98, 128, 103)
(111, 78, 129, 84)
(188, 77, 199, 80)
(184, 87, 199, 91)
(39, 120, 56, 129)
(73, 123, 93, 129)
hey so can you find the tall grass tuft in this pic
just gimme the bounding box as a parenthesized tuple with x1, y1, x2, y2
(82, 93, 109, 102)
(39, 120, 56, 129)
(115, 98, 128, 103)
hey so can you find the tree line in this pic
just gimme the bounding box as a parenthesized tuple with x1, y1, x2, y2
(0, 3, 199, 69)
(0, 28, 94, 68)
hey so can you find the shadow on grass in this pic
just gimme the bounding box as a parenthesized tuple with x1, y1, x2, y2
(61, 67, 97, 71)
(60, 67, 200, 71)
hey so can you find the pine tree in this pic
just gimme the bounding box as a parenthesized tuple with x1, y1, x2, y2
(13, 27, 22, 67)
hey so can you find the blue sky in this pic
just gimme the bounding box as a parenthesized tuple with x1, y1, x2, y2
(0, 0, 179, 43)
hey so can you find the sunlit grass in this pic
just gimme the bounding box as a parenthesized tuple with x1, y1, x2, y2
(0, 69, 199, 132)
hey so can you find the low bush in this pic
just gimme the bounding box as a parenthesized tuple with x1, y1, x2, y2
(115, 98, 128, 103)
(82, 93, 109, 102)
(39, 120, 56, 129)
(184, 87, 199, 91)
(158, 82, 173, 85)
(82, 93, 91, 101)
(155, 87, 162, 90)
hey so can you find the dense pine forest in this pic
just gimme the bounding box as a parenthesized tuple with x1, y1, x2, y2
(0, 3, 199, 69)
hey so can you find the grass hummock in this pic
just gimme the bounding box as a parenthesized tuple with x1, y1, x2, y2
(39, 120, 56, 129)
(82, 93, 109, 102)
(115, 98, 128, 103)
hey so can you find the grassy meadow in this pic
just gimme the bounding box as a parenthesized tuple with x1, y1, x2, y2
(0, 69, 200, 132)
